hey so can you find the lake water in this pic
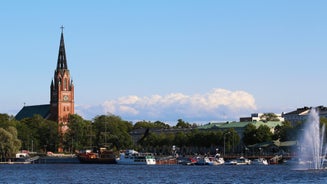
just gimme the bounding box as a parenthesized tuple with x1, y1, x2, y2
(1, 164, 327, 184)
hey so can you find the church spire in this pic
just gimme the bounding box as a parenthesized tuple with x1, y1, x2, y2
(57, 26, 68, 70)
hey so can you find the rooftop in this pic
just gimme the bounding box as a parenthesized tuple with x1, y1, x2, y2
(15, 104, 50, 120)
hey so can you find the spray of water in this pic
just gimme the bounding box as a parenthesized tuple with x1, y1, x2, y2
(298, 108, 327, 169)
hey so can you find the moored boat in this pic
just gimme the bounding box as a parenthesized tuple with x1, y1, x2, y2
(178, 157, 197, 165)
(195, 154, 225, 165)
(116, 150, 156, 165)
(77, 148, 116, 164)
(156, 156, 178, 165)
(225, 157, 251, 165)
(252, 158, 268, 165)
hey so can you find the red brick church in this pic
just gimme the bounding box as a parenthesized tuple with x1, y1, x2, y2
(16, 28, 74, 152)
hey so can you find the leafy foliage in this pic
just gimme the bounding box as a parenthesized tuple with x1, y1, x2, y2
(92, 115, 133, 151)
(0, 127, 21, 160)
(259, 113, 280, 121)
(0, 112, 305, 156)
(243, 124, 273, 145)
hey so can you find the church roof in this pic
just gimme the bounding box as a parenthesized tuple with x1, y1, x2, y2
(15, 104, 51, 120)
(56, 28, 68, 71)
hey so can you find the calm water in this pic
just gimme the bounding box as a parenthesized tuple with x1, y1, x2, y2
(1, 164, 327, 184)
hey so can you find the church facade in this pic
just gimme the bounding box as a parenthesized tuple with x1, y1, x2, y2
(16, 29, 75, 149)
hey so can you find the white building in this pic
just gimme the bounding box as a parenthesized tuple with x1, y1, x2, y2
(240, 113, 284, 122)
(283, 106, 327, 125)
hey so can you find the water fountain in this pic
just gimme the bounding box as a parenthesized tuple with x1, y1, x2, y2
(297, 108, 327, 170)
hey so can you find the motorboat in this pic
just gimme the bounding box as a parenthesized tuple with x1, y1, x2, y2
(206, 153, 225, 165)
(206, 156, 225, 165)
(178, 157, 197, 165)
(252, 158, 268, 165)
(116, 150, 156, 165)
(195, 153, 225, 165)
(225, 157, 251, 165)
(235, 157, 251, 165)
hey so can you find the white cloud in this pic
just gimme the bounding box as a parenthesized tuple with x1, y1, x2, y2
(76, 88, 257, 122)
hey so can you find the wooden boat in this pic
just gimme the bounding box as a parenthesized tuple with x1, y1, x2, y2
(77, 148, 116, 164)
(156, 156, 178, 165)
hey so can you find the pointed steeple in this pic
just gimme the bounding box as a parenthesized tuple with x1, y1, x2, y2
(57, 26, 68, 70)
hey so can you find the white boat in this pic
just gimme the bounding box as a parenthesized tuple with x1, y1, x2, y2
(195, 153, 225, 165)
(252, 158, 268, 165)
(236, 157, 251, 165)
(225, 157, 251, 165)
(207, 156, 225, 165)
(116, 150, 156, 165)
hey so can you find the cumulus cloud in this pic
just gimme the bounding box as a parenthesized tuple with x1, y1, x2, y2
(76, 88, 257, 122)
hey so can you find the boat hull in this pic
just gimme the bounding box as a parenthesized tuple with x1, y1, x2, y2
(78, 157, 117, 164)
(116, 150, 156, 165)
(77, 149, 117, 164)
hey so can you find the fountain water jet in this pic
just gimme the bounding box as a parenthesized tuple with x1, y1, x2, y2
(297, 108, 327, 170)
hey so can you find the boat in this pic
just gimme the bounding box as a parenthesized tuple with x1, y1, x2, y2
(38, 152, 79, 164)
(195, 154, 225, 165)
(77, 148, 116, 164)
(225, 157, 251, 165)
(208, 154, 225, 165)
(269, 155, 283, 164)
(6, 152, 40, 164)
(252, 158, 268, 165)
(116, 150, 156, 165)
(156, 156, 178, 165)
(178, 157, 197, 165)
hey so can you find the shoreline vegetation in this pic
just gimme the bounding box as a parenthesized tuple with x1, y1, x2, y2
(1, 112, 327, 163)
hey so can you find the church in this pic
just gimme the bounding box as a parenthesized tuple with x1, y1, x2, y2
(15, 28, 75, 140)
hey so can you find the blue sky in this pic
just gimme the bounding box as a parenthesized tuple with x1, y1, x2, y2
(1, 1, 326, 123)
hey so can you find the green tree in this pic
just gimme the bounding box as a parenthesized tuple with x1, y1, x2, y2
(65, 114, 92, 152)
(133, 121, 154, 129)
(0, 113, 19, 129)
(38, 119, 59, 153)
(256, 125, 273, 143)
(175, 119, 192, 128)
(17, 115, 58, 152)
(243, 124, 257, 145)
(0, 127, 21, 161)
(93, 115, 133, 150)
(260, 113, 280, 121)
(223, 129, 240, 153)
(133, 120, 170, 130)
(273, 121, 294, 141)
(153, 121, 170, 129)
(173, 132, 187, 147)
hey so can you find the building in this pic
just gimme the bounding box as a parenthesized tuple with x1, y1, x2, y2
(49, 28, 74, 134)
(240, 113, 284, 122)
(15, 28, 74, 152)
(198, 121, 283, 140)
(283, 106, 327, 125)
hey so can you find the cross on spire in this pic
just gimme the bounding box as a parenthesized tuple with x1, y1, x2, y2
(60, 25, 64, 33)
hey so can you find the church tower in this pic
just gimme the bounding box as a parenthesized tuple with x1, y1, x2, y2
(50, 27, 74, 141)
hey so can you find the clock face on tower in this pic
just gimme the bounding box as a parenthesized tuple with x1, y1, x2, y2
(63, 95, 69, 101)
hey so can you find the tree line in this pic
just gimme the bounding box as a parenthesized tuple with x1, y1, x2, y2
(1, 113, 327, 160)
